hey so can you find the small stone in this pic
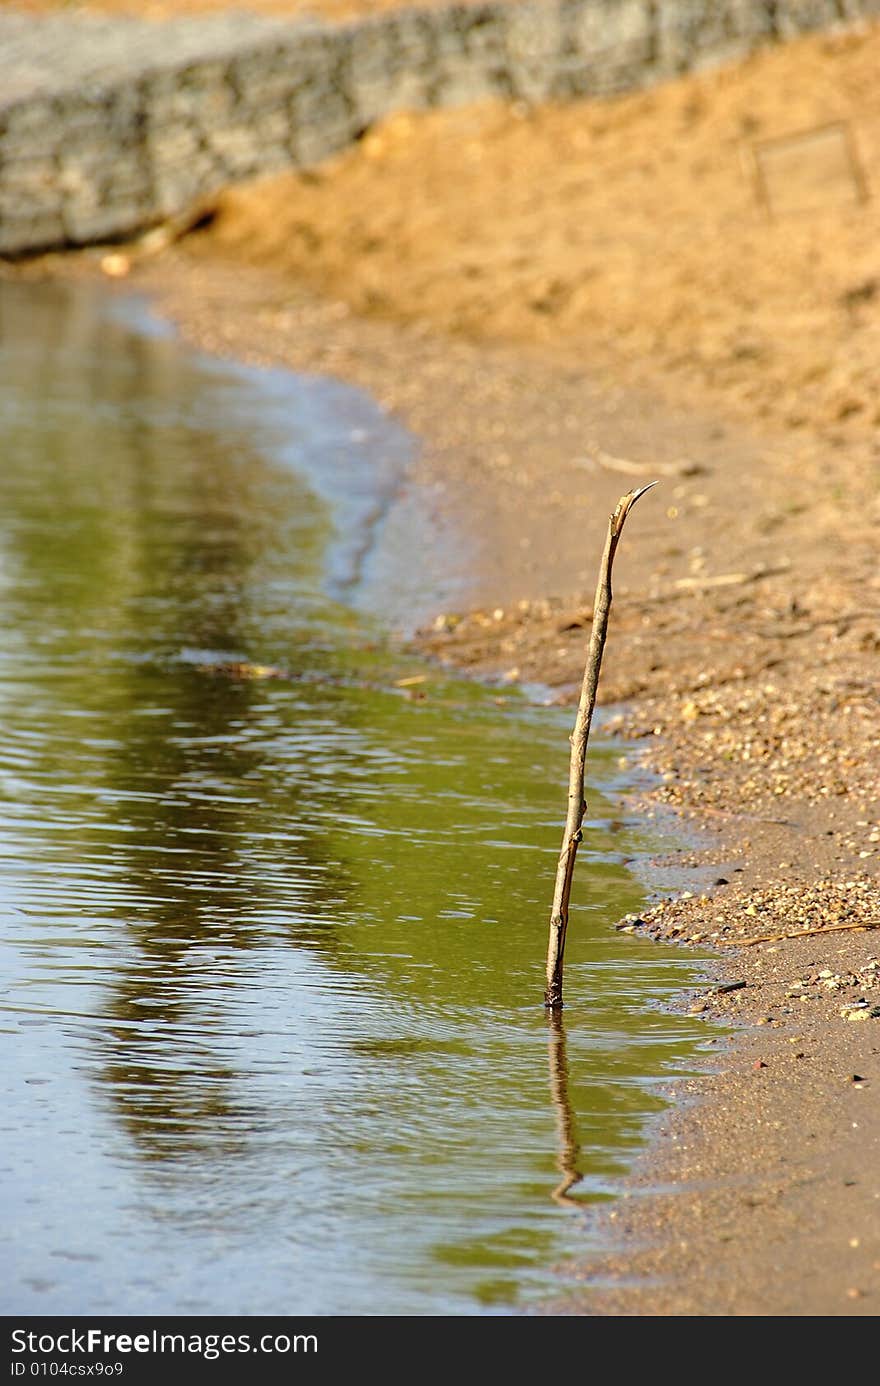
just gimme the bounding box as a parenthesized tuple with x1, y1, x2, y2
(100, 253, 130, 278)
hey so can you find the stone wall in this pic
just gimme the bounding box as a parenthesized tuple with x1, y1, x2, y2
(1, 0, 877, 255)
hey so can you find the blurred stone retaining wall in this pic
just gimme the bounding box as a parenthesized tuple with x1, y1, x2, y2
(1, 0, 877, 255)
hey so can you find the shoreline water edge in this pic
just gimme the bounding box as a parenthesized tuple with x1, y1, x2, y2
(9, 236, 877, 1316)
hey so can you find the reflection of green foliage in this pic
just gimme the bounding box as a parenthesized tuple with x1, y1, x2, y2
(0, 288, 329, 654)
(0, 280, 349, 1162)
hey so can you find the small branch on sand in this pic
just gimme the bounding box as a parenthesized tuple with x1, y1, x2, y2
(737, 920, 880, 948)
(673, 567, 790, 590)
(544, 483, 657, 1010)
(580, 447, 701, 479)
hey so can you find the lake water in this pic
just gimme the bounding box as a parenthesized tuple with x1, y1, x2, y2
(0, 278, 710, 1316)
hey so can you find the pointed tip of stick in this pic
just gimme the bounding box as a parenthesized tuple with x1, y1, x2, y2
(610, 480, 659, 535)
(628, 479, 660, 506)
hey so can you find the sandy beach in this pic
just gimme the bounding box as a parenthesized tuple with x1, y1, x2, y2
(10, 3, 880, 1315)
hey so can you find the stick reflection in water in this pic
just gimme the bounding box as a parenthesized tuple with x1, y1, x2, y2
(547, 1011, 585, 1208)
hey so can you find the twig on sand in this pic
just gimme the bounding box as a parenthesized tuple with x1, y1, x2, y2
(673, 565, 790, 590)
(737, 920, 880, 948)
(581, 448, 700, 478)
(544, 483, 657, 1010)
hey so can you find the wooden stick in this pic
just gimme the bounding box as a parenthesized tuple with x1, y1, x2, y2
(736, 920, 880, 948)
(544, 483, 657, 1009)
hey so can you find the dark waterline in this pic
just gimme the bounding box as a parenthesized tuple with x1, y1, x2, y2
(0, 278, 712, 1315)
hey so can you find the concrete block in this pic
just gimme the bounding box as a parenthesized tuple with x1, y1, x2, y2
(656, 0, 777, 74)
(504, 0, 566, 103)
(62, 198, 135, 244)
(0, 209, 67, 255)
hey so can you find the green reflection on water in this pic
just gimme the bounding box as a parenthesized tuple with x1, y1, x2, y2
(0, 279, 712, 1316)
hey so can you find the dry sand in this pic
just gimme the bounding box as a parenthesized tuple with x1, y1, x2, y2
(13, 5, 880, 1315)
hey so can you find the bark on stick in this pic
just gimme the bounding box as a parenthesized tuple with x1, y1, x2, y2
(544, 484, 656, 1010)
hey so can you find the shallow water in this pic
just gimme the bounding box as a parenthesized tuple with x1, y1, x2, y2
(0, 279, 710, 1315)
